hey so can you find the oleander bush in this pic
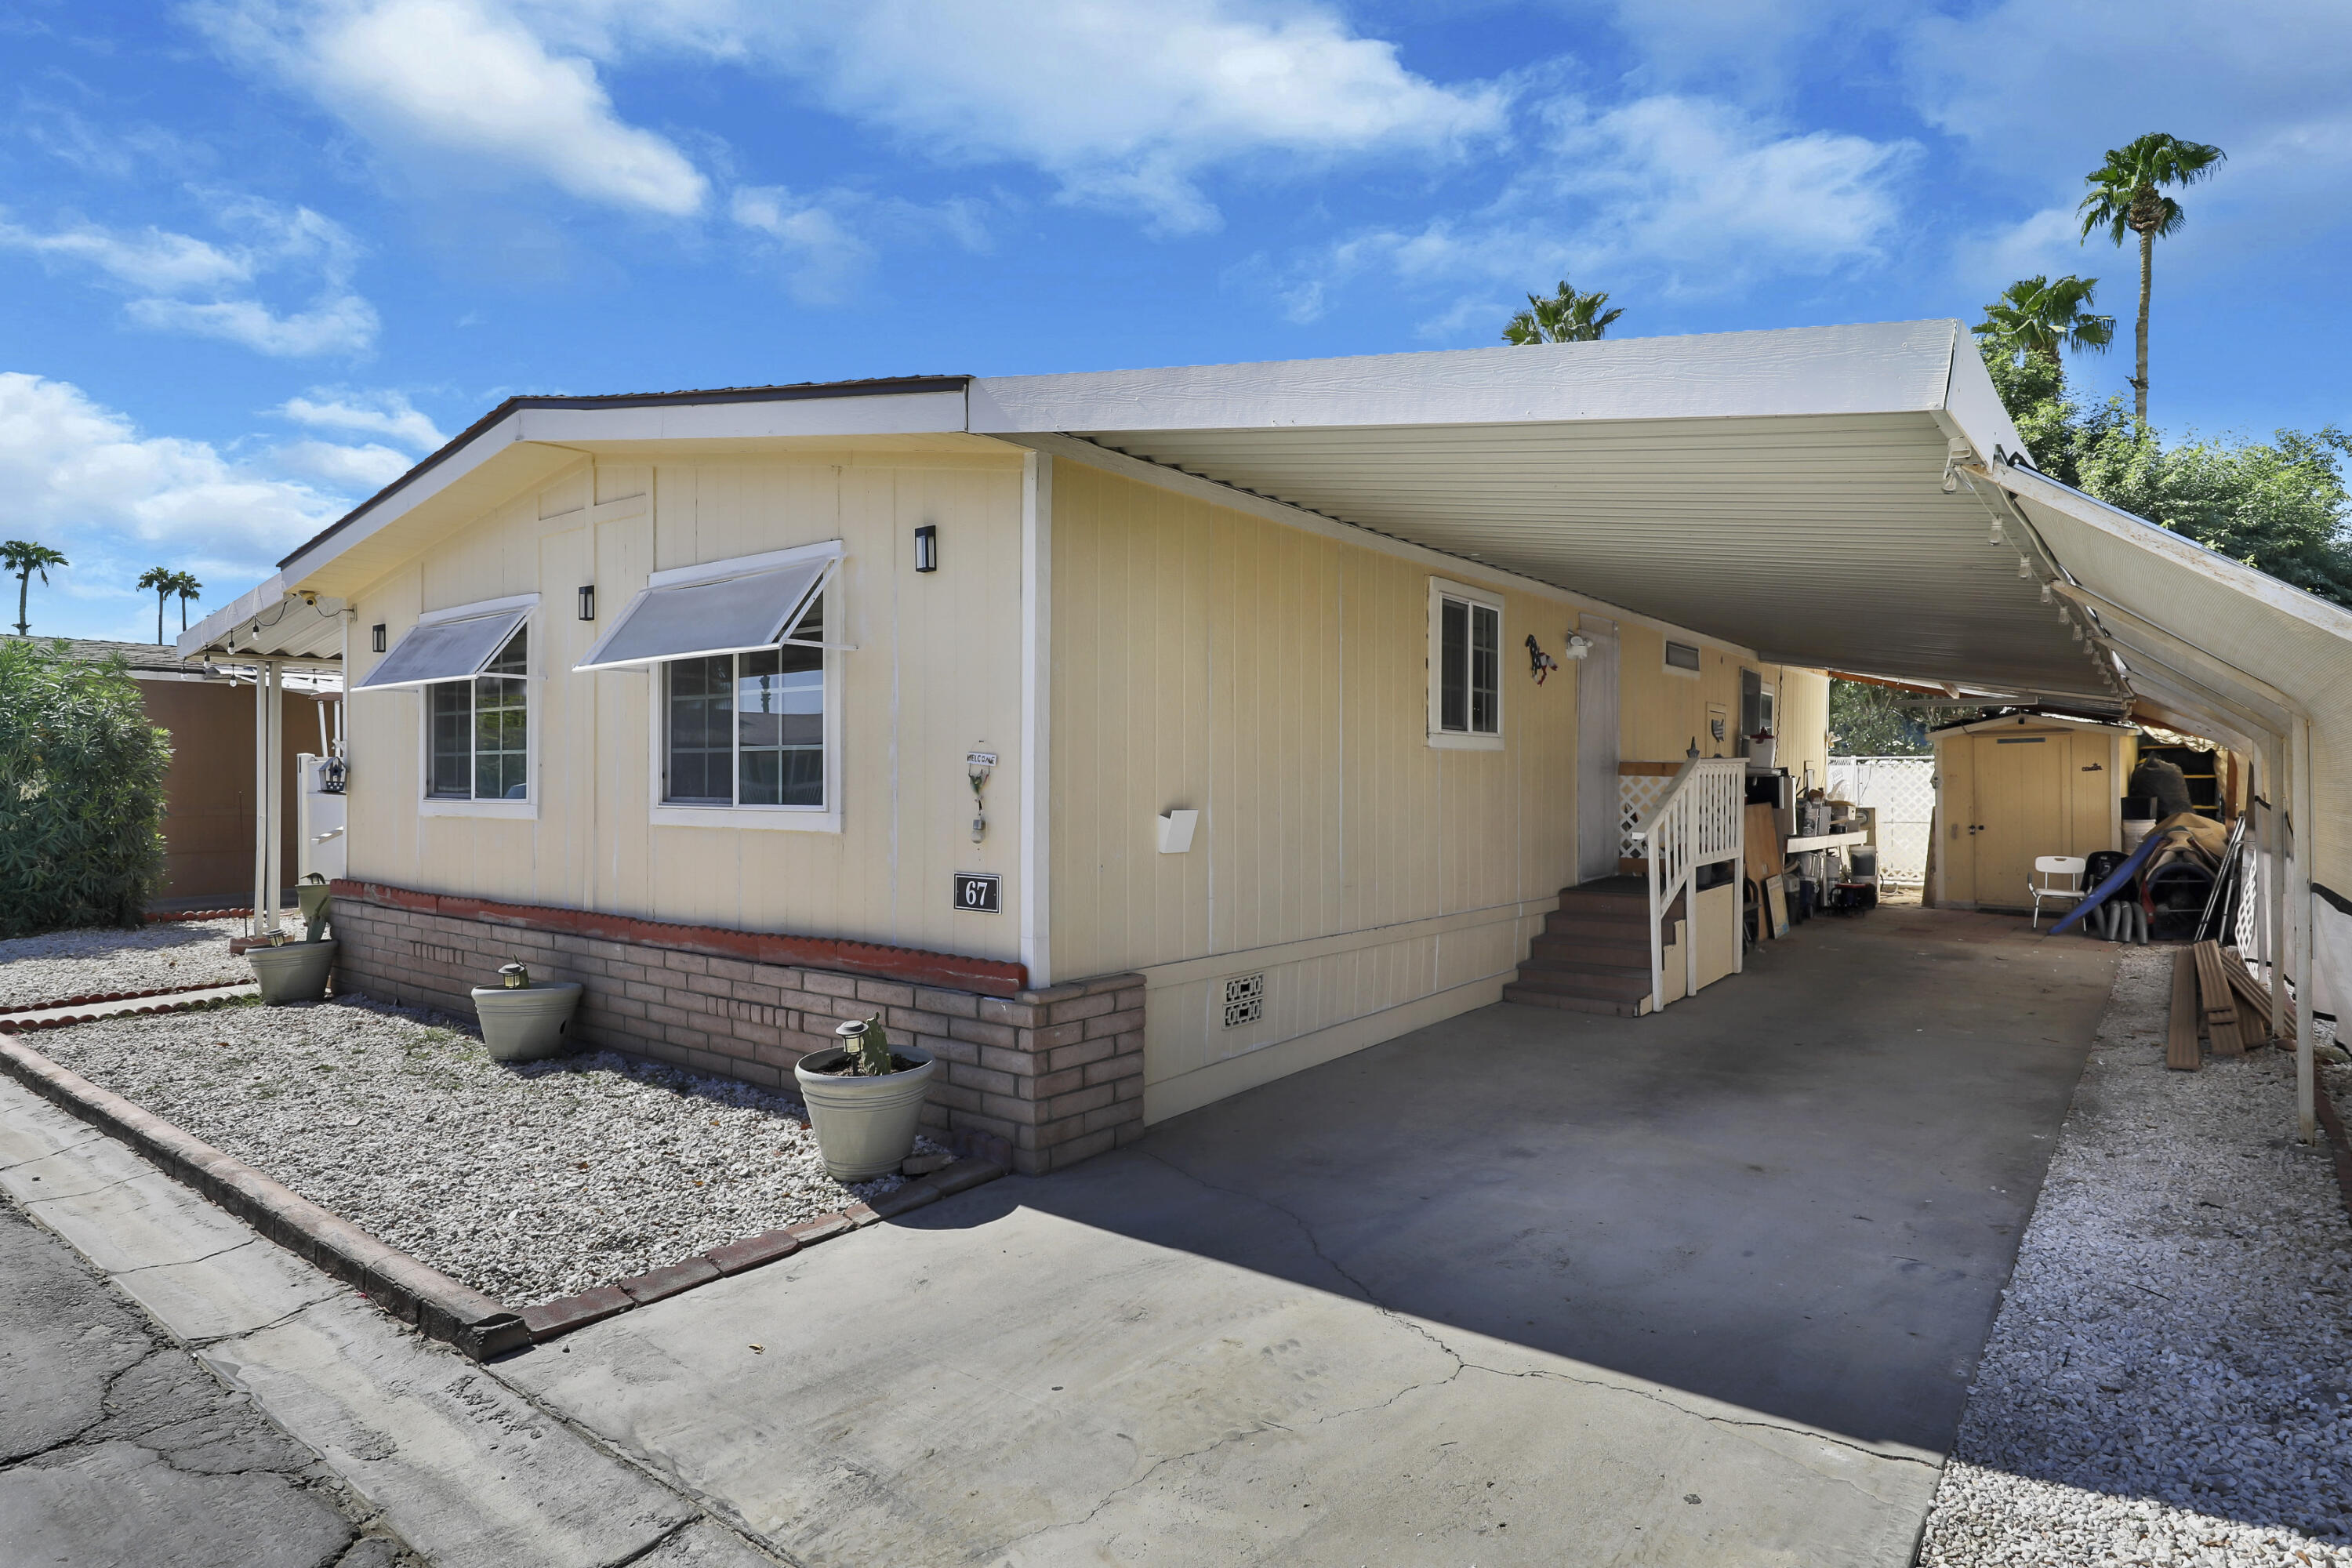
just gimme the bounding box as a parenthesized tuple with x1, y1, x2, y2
(0, 639, 171, 936)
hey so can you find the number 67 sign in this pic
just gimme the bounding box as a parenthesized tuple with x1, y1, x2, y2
(953, 873, 1001, 913)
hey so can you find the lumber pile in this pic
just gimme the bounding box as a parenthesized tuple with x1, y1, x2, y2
(2167, 947, 2202, 1071)
(2194, 941, 2245, 1056)
(2169, 940, 2292, 1069)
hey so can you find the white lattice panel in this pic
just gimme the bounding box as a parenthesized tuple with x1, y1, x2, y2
(1827, 755, 1935, 887)
(1621, 774, 1671, 858)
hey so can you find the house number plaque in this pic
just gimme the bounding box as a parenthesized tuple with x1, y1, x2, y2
(953, 873, 1001, 913)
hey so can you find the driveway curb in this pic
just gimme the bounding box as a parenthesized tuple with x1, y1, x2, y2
(0, 1034, 528, 1359)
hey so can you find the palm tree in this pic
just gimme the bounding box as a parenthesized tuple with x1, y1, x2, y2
(1974, 274, 2114, 389)
(172, 572, 203, 631)
(3, 540, 68, 637)
(136, 566, 177, 644)
(1504, 279, 1623, 344)
(2079, 132, 2225, 424)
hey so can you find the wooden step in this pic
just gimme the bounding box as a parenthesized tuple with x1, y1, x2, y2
(1519, 955, 1651, 983)
(1501, 983, 1645, 1018)
(1504, 968, 1652, 1002)
(1543, 909, 1650, 938)
(1526, 931, 1651, 966)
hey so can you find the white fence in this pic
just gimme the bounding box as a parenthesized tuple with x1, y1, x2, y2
(1827, 755, 1935, 887)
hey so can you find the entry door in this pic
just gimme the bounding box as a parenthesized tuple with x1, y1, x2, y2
(1576, 615, 1621, 882)
(1971, 735, 2067, 909)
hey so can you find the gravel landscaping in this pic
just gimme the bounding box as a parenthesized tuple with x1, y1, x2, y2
(1918, 946, 2352, 1567)
(25, 995, 932, 1306)
(0, 918, 248, 1009)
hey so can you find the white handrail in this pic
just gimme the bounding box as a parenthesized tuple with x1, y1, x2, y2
(1630, 759, 1747, 1010)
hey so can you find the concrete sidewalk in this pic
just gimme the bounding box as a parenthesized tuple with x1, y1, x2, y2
(498, 906, 2118, 1566)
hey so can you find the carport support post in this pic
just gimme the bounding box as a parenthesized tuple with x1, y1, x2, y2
(2263, 735, 2288, 1040)
(2291, 717, 2316, 1145)
(252, 658, 282, 940)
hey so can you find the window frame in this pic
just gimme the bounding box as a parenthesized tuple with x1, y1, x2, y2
(413, 593, 540, 819)
(1426, 578, 1505, 751)
(1663, 640, 1704, 680)
(644, 541, 845, 834)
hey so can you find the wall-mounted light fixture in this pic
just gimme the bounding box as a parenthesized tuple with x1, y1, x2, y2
(370, 623, 386, 653)
(578, 584, 597, 621)
(914, 524, 938, 573)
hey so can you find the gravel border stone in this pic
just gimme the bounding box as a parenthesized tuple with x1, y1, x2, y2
(1917, 946, 2352, 1566)
(0, 920, 248, 1009)
(24, 993, 943, 1307)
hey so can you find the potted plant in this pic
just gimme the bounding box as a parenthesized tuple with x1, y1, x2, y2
(247, 876, 337, 1004)
(470, 960, 583, 1063)
(794, 1016, 937, 1181)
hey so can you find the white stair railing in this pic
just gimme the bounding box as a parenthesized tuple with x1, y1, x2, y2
(1630, 759, 1748, 1011)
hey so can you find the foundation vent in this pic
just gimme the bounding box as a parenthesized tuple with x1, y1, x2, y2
(1221, 973, 1265, 1029)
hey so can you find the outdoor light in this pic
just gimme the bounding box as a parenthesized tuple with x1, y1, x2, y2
(371, 622, 386, 653)
(2018, 557, 2031, 578)
(578, 583, 596, 621)
(914, 524, 938, 573)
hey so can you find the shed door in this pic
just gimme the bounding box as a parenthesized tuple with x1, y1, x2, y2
(1576, 615, 1620, 882)
(1970, 735, 2067, 910)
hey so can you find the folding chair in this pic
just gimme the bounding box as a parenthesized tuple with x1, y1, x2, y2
(2029, 855, 2088, 930)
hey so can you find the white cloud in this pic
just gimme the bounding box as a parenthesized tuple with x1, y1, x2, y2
(277, 388, 448, 451)
(0, 194, 377, 357)
(489, 0, 1506, 234)
(1278, 92, 1914, 327)
(269, 437, 416, 489)
(0, 374, 349, 630)
(196, 0, 710, 217)
(729, 183, 988, 303)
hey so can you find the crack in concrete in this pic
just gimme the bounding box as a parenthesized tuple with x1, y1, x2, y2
(0, 1130, 106, 1170)
(112, 1237, 256, 1276)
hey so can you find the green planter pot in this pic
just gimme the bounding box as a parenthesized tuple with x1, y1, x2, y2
(248, 939, 336, 1004)
(470, 983, 583, 1063)
(794, 1046, 937, 1181)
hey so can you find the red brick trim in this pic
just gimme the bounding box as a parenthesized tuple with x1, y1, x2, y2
(329, 879, 1029, 996)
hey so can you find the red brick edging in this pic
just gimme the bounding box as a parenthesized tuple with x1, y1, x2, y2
(330, 880, 1029, 997)
(519, 1152, 1009, 1342)
(0, 980, 252, 1018)
(0, 988, 252, 1035)
(145, 907, 251, 923)
(0, 1034, 528, 1359)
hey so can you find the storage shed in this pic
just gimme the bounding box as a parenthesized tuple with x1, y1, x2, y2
(1929, 713, 2129, 911)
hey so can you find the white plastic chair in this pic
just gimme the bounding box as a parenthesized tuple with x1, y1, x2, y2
(2029, 855, 2088, 929)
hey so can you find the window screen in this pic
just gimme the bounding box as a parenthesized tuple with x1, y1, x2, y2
(1436, 593, 1501, 736)
(1665, 641, 1702, 673)
(424, 624, 528, 800)
(664, 595, 827, 809)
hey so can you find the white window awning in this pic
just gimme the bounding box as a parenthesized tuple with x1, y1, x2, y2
(354, 607, 528, 691)
(575, 557, 833, 672)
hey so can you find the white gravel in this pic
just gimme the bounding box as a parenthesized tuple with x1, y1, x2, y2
(1918, 946, 2352, 1567)
(0, 919, 249, 1009)
(30, 995, 935, 1306)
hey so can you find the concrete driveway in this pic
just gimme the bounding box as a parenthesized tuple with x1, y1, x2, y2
(499, 906, 2118, 1566)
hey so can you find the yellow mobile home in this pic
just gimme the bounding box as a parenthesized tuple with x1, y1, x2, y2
(182, 323, 2352, 1163)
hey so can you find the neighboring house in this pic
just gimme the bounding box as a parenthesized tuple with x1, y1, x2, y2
(53, 639, 326, 909)
(180, 321, 2352, 1157)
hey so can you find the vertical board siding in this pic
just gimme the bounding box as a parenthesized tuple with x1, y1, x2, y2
(341, 448, 1029, 965)
(1049, 465, 1581, 1106)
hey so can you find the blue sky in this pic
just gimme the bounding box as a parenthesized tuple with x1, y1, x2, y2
(3, 0, 2346, 641)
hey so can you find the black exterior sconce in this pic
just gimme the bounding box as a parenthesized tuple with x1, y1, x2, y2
(914, 524, 938, 573)
(578, 584, 597, 620)
(370, 623, 386, 653)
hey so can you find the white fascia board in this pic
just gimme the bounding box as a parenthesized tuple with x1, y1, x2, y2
(969, 320, 1961, 435)
(510, 389, 966, 445)
(276, 410, 527, 590)
(996, 431, 1765, 664)
(1933, 325, 2031, 467)
(1972, 461, 2352, 644)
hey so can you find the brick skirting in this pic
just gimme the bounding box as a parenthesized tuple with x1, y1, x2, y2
(326, 885, 1145, 1174)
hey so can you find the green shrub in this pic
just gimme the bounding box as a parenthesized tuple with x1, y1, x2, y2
(0, 639, 172, 935)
